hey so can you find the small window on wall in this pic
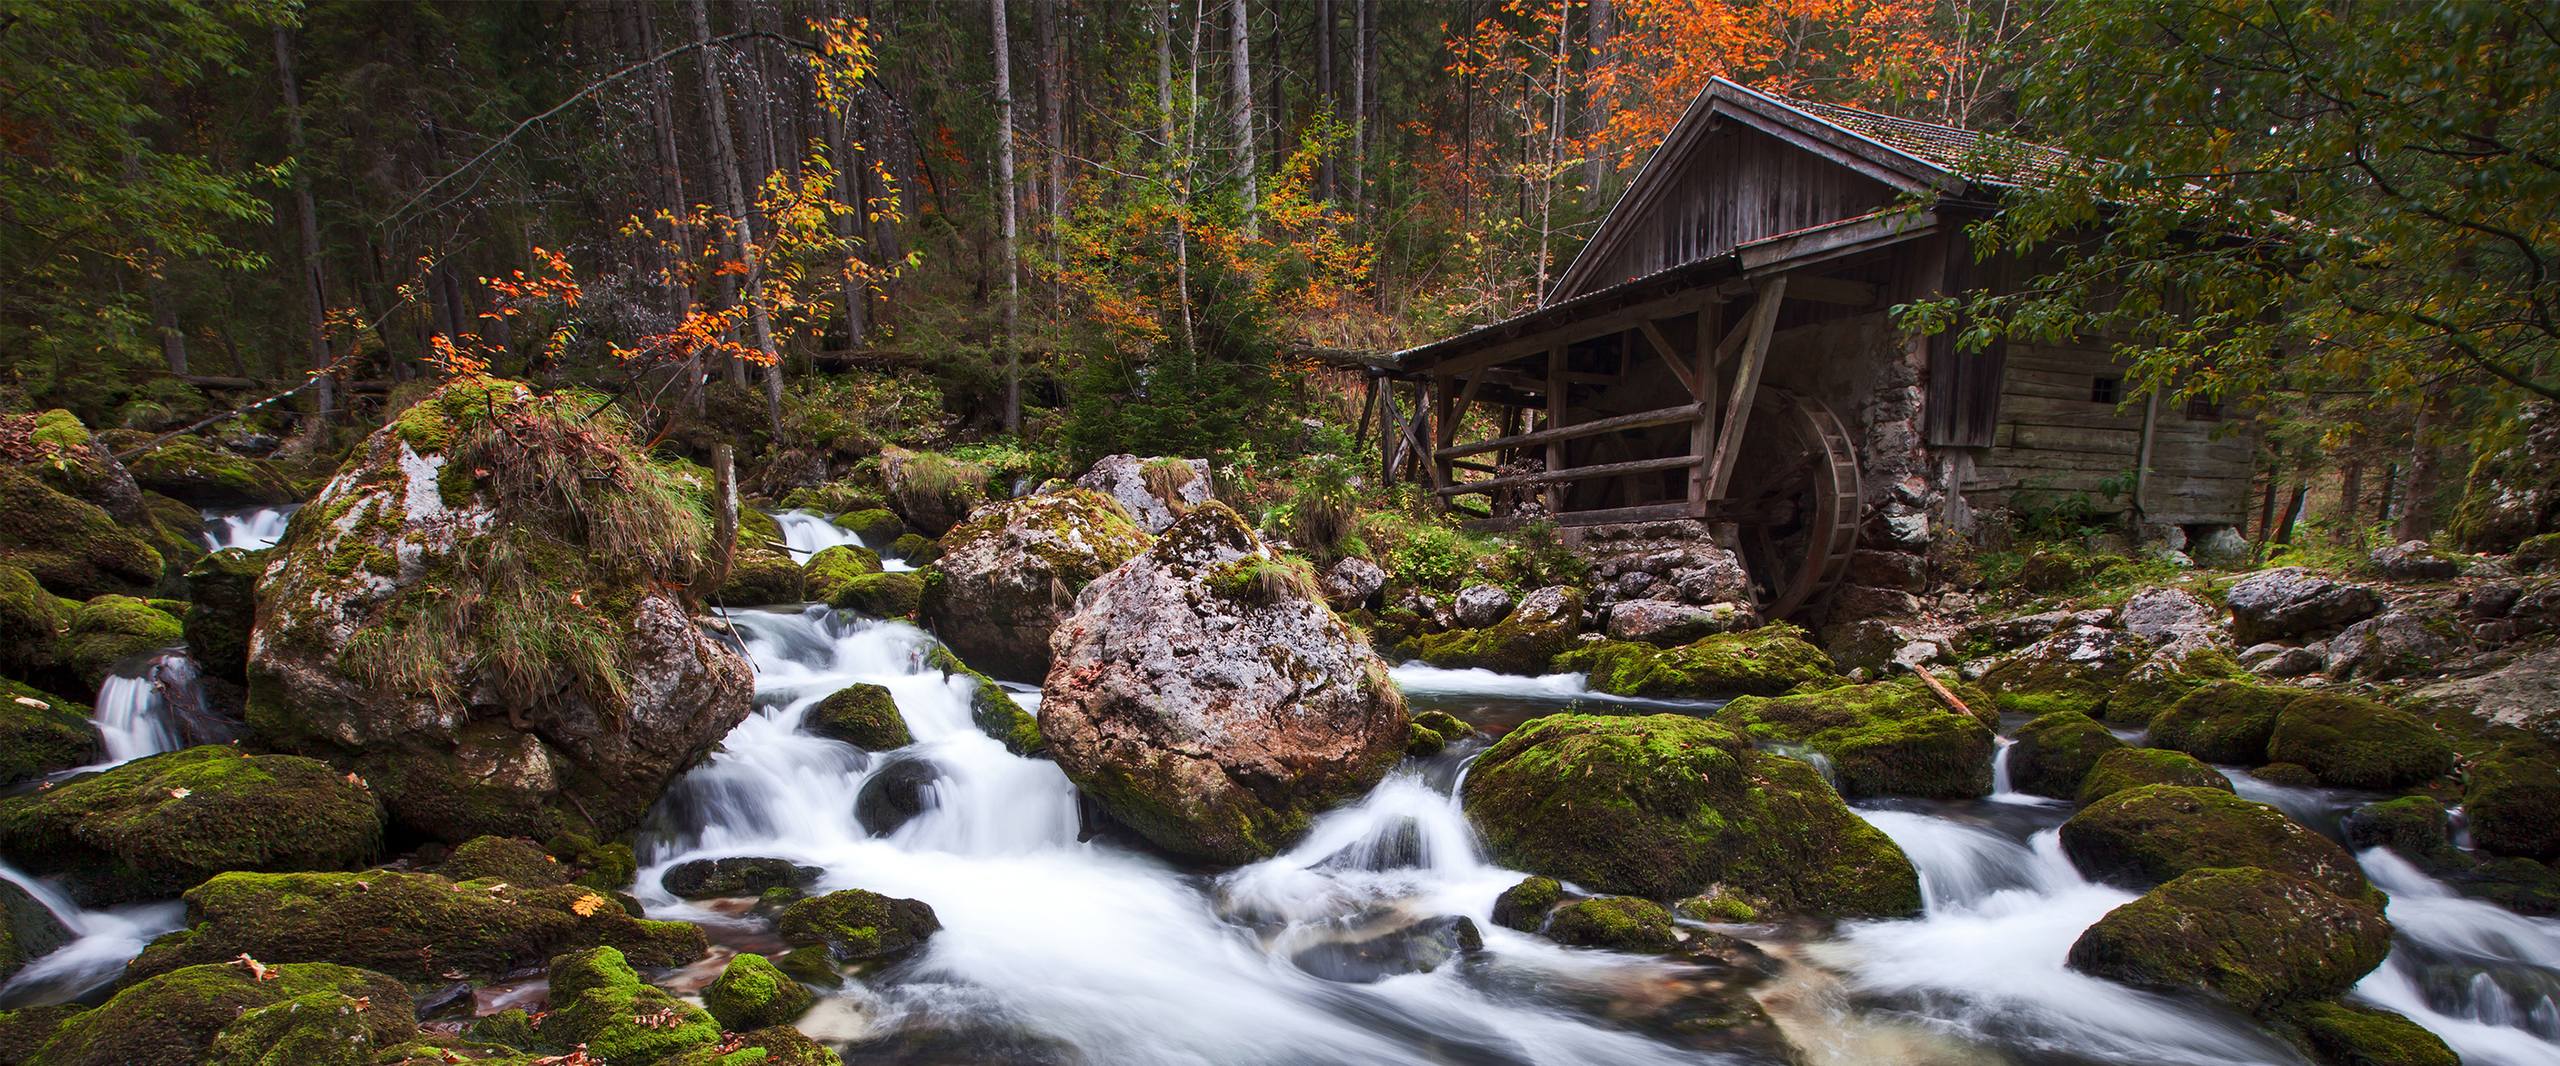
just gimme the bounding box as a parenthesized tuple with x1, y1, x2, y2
(2186, 396, 2224, 421)
(2090, 376, 2122, 404)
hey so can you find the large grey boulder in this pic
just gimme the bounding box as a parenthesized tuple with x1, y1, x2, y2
(1605, 599, 1750, 646)
(2325, 610, 2463, 681)
(1318, 557, 1385, 611)
(1040, 503, 1409, 863)
(1453, 584, 1514, 629)
(1072, 454, 1211, 534)
(2226, 567, 2382, 644)
(918, 488, 1152, 681)
(2369, 540, 2461, 582)
(2120, 587, 2218, 645)
(2191, 526, 2253, 568)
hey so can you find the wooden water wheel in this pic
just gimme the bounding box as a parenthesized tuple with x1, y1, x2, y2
(1722, 388, 1861, 619)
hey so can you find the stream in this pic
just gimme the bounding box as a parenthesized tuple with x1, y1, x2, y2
(2, 508, 2554, 1062)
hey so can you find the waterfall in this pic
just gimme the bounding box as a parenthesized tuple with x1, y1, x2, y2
(198, 504, 297, 551)
(0, 861, 185, 1008)
(91, 671, 181, 767)
(2351, 849, 2560, 1066)
(770, 509, 917, 572)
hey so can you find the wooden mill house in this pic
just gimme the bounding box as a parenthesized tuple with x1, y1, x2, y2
(1372, 79, 2256, 621)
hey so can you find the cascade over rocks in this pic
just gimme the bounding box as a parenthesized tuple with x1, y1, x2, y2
(919, 487, 1152, 681)
(1072, 454, 1212, 533)
(1041, 503, 1410, 863)
(244, 378, 754, 844)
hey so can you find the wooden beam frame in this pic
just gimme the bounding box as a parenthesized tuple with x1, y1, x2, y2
(1637, 319, 1696, 397)
(1434, 401, 1706, 462)
(1439, 455, 1701, 498)
(1544, 345, 1568, 514)
(1703, 275, 1791, 497)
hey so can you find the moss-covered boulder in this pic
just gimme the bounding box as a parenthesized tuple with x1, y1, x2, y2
(718, 545, 807, 605)
(2264, 693, 2453, 790)
(0, 877, 73, 982)
(37, 961, 409, 1066)
(2066, 866, 2392, 1013)
(1405, 708, 1473, 757)
(2094, 647, 2247, 727)
(0, 747, 382, 903)
(246, 377, 754, 844)
(1979, 624, 2144, 717)
(0, 465, 163, 601)
(1462, 713, 1920, 916)
(128, 868, 704, 982)
(0, 563, 63, 685)
(881, 446, 997, 537)
(438, 835, 575, 887)
(2059, 785, 2368, 900)
(1412, 586, 1588, 674)
(1718, 678, 1995, 799)
(472, 946, 719, 1063)
(920, 487, 1151, 681)
(702, 951, 814, 1030)
(2465, 749, 2560, 861)
(181, 548, 264, 686)
(2148, 680, 2292, 765)
(775, 888, 940, 961)
(2076, 747, 2233, 805)
(802, 543, 883, 603)
(828, 569, 925, 619)
(923, 644, 1042, 755)
(2277, 1001, 2461, 1066)
(120, 436, 305, 508)
(1042, 504, 1405, 862)
(660, 856, 822, 900)
(836, 507, 906, 544)
(61, 594, 182, 689)
(1491, 875, 1561, 932)
(0, 678, 96, 785)
(2447, 399, 2560, 553)
(2007, 710, 2124, 799)
(1556, 623, 1839, 699)
(203, 981, 421, 1066)
(806, 682, 912, 749)
(1545, 896, 1678, 953)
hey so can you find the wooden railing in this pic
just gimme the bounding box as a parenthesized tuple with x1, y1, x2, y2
(1431, 402, 1705, 463)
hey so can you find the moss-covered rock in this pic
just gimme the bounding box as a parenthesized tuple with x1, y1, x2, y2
(702, 951, 813, 1030)
(2066, 866, 2392, 1013)
(0, 747, 382, 903)
(1719, 677, 1996, 799)
(1556, 623, 1839, 699)
(2007, 710, 2125, 799)
(2277, 1001, 2460, 1066)
(0, 465, 163, 601)
(1544, 896, 1677, 953)
(203, 982, 421, 1066)
(889, 532, 938, 565)
(119, 435, 307, 507)
(1490, 875, 1561, 932)
(802, 543, 883, 604)
(2516, 532, 2560, 573)
(2264, 693, 2453, 790)
(806, 682, 912, 749)
(718, 547, 807, 605)
(660, 856, 822, 900)
(0, 678, 96, 785)
(2059, 785, 2369, 900)
(0, 1003, 79, 1066)
(0, 877, 72, 982)
(828, 569, 924, 619)
(0, 563, 63, 684)
(775, 888, 940, 961)
(127, 868, 704, 981)
(1412, 586, 1587, 675)
(918, 487, 1151, 680)
(2148, 680, 2292, 765)
(473, 946, 720, 1062)
(36, 961, 408, 1066)
(2076, 747, 2233, 805)
(1979, 624, 2144, 717)
(438, 835, 575, 887)
(881, 446, 997, 537)
(1405, 708, 1473, 757)
(924, 644, 1042, 755)
(836, 507, 906, 544)
(61, 593, 182, 689)
(779, 484, 884, 515)
(182, 548, 264, 685)
(2253, 762, 2323, 788)
(2465, 749, 2560, 861)
(2094, 647, 2247, 727)
(1461, 713, 1919, 916)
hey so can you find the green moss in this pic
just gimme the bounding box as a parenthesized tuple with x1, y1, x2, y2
(2007, 710, 2125, 799)
(775, 888, 940, 961)
(121, 435, 304, 506)
(126, 868, 704, 982)
(182, 547, 265, 684)
(2060, 785, 2370, 900)
(802, 543, 884, 603)
(0, 747, 383, 902)
(2067, 866, 2392, 1013)
(0, 1004, 79, 1066)
(477, 946, 722, 1062)
(2149, 680, 2293, 765)
(1406, 709, 1471, 757)
(2265, 693, 2453, 790)
(204, 984, 421, 1066)
(718, 548, 807, 606)
(1411, 588, 1587, 675)
(2095, 647, 2245, 727)
(0, 678, 95, 785)
(1545, 896, 1677, 953)
(2345, 796, 2463, 867)
(38, 961, 409, 1066)
(807, 683, 912, 749)
(774, 944, 844, 989)
(1719, 678, 1996, 799)
(924, 644, 1043, 755)
(836, 507, 906, 543)
(439, 835, 574, 887)
(61, 593, 183, 687)
(828, 569, 924, 619)
(2465, 748, 2560, 861)
(889, 532, 938, 564)
(0, 466, 162, 600)
(1205, 555, 1327, 609)
(1556, 623, 1839, 698)
(780, 484, 885, 515)
(1674, 890, 1760, 923)
(2278, 1001, 2460, 1066)
(2076, 747, 2234, 804)
(0, 563, 62, 682)
(702, 952, 814, 1030)
(1461, 713, 1919, 917)
(1491, 876, 1561, 932)
(2516, 532, 2560, 572)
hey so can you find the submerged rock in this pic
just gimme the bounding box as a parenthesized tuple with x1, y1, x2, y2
(1461, 713, 1919, 917)
(1073, 454, 1212, 534)
(1291, 915, 1481, 983)
(660, 856, 823, 900)
(1557, 623, 1839, 699)
(0, 747, 383, 904)
(1719, 677, 1996, 799)
(2006, 710, 2124, 799)
(35, 960, 409, 1066)
(1041, 504, 1408, 863)
(919, 487, 1151, 681)
(806, 682, 912, 749)
(775, 888, 940, 961)
(855, 756, 942, 835)
(246, 378, 754, 843)
(2068, 866, 2391, 1013)
(2059, 784, 2368, 900)
(2276, 1002, 2459, 1066)
(703, 952, 814, 1030)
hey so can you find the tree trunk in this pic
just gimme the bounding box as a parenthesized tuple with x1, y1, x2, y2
(274, 27, 335, 450)
(1229, 0, 1256, 236)
(688, 0, 752, 390)
(2396, 392, 2448, 542)
(2275, 484, 2309, 545)
(2330, 452, 2364, 544)
(1583, 0, 1613, 197)
(633, 2, 704, 415)
(742, 6, 787, 439)
(1038, 0, 1065, 239)
(1315, 0, 1333, 202)
(993, 0, 1023, 433)
(1350, 0, 1368, 222)
(1533, 0, 1569, 305)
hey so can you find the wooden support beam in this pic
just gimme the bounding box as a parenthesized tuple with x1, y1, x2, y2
(1438, 454, 1701, 497)
(1545, 345, 1567, 514)
(1638, 319, 1697, 398)
(1703, 275, 1791, 497)
(1412, 288, 1715, 382)
(1434, 402, 1705, 462)
(1689, 301, 1721, 516)
(1353, 376, 1379, 450)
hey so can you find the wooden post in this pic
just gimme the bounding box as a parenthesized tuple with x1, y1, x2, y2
(1688, 300, 1720, 517)
(1545, 345, 1567, 515)
(1704, 275, 1790, 497)
(1353, 374, 1378, 450)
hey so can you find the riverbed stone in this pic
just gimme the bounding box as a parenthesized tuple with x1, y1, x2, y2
(1453, 584, 1514, 628)
(2226, 567, 2383, 643)
(835, 507, 906, 544)
(1291, 915, 1481, 983)
(2370, 540, 2462, 582)
(1545, 896, 1678, 953)
(437, 835, 574, 887)
(880, 446, 997, 537)
(1462, 713, 1920, 917)
(474, 946, 719, 1063)
(2075, 747, 2233, 805)
(2324, 610, 2464, 681)
(0, 678, 96, 785)
(806, 682, 912, 749)
(801, 543, 883, 603)
(0, 464, 163, 601)
(660, 857, 823, 900)
(703, 952, 813, 1030)
(1073, 454, 1211, 534)
(1491, 876, 1562, 932)
(0, 878, 72, 982)
(1978, 624, 2145, 717)
(2007, 711, 2125, 799)
(2278, 1002, 2459, 1066)
(2067, 866, 2392, 1013)
(776, 888, 941, 961)
(919, 487, 1151, 681)
(62, 593, 183, 690)
(1558, 623, 1839, 699)
(2059, 785, 2369, 900)
(0, 747, 383, 904)
(35, 960, 410, 1066)
(2148, 680, 2292, 765)
(182, 548, 264, 685)
(1413, 586, 1587, 674)
(120, 435, 306, 508)
(2465, 749, 2560, 861)
(2120, 587, 2219, 644)
(1042, 504, 1408, 863)
(1604, 599, 1750, 646)
(1718, 678, 1996, 799)
(2264, 692, 2452, 789)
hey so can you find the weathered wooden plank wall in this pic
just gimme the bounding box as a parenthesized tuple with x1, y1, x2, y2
(1572, 124, 1895, 297)
(1960, 342, 2255, 524)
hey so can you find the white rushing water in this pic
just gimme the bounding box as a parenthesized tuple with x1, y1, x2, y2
(0, 861, 185, 1008)
(90, 671, 182, 768)
(642, 606, 1751, 1065)
(2353, 849, 2560, 1066)
(198, 504, 297, 551)
(771, 509, 917, 572)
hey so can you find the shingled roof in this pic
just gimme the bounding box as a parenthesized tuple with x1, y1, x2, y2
(1787, 98, 2081, 188)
